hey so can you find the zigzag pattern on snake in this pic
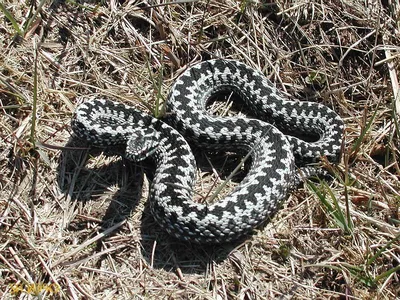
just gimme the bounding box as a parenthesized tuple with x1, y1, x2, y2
(71, 59, 344, 244)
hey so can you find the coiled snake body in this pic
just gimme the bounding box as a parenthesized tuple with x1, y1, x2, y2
(72, 59, 344, 244)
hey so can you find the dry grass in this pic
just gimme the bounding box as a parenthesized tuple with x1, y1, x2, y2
(1, 0, 400, 299)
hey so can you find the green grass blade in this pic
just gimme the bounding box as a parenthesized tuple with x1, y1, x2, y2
(351, 104, 379, 155)
(144, 57, 165, 116)
(308, 180, 353, 234)
(367, 233, 400, 266)
(0, 2, 23, 36)
(324, 181, 353, 234)
(309, 262, 375, 287)
(373, 264, 400, 284)
(23, 0, 47, 36)
(307, 180, 333, 212)
(30, 40, 38, 148)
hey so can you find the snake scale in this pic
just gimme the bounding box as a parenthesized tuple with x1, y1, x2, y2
(71, 59, 344, 244)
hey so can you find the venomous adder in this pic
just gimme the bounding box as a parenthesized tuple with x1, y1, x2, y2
(72, 59, 344, 244)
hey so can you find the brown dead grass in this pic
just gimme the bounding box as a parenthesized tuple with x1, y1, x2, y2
(1, 0, 399, 299)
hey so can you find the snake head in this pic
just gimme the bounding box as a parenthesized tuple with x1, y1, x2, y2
(125, 127, 160, 162)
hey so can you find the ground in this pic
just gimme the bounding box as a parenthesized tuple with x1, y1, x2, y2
(0, 0, 399, 299)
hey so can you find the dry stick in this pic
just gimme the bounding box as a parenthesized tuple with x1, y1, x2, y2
(207, 128, 273, 204)
(61, 244, 127, 268)
(1, 249, 33, 284)
(62, 77, 151, 112)
(207, 149, 253, 204)
(338, 29, 377, 69)
(227, 18, 281, 86)
(37, 255, 62, 294)
(53, 220, 126, 267)
(381, 36, 400, 176)
(383, 40, 400, 117)
(0, 73, 27, 102)
(143, 0, 199, 9)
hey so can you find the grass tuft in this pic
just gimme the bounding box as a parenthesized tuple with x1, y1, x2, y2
(308, 180, 354, 235)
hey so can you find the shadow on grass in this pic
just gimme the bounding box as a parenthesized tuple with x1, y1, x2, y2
(56, 137, 144, 255)
(57, 137, 250, 274)
(138, 199, 251, 274)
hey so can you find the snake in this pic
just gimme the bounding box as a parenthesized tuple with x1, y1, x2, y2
(71, 59, 344, 244)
